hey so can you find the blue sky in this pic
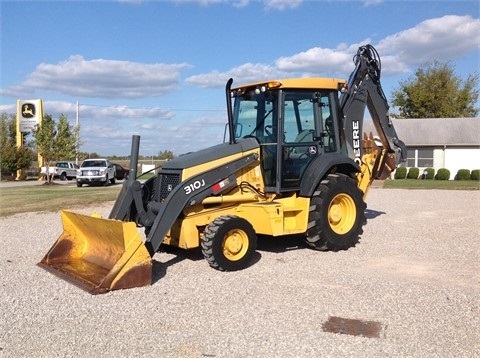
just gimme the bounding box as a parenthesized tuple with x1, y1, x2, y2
(1, 0, 479, 156)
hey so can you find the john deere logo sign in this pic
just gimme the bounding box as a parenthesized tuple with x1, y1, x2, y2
(22, 103, 36, 118)
(17, 99, 43, 133)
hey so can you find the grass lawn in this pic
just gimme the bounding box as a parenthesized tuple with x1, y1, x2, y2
(383, 179, 480, 190)
(0, 184, 122, 217)
(1, 178, 478, 217)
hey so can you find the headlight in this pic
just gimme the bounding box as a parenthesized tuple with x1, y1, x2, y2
(77, 170, 82, 176)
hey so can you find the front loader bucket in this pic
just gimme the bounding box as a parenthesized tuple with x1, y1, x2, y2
(38, 211, 152, 294)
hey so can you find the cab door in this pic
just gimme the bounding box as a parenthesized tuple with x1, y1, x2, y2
(280, 90, 338, 190)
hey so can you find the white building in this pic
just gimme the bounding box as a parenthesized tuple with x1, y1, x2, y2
(364, 118, 480, 179)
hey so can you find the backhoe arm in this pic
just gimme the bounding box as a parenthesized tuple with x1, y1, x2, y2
(339, 45, 407, 191)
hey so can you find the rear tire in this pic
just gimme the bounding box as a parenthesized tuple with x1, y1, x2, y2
(60, 172, 67, 181)
(202, 215, 257, 271)
(305, 173, 366, 251)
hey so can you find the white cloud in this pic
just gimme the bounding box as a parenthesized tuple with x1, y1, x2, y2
(34, 100, 175, 121)
(1, 56, 191, 99)
(275, 15, 479, 76)
(264, 0, 302, 11)
(232, 0, 250, 8)
(362, 0, 383, 7)
(275, 41, 369, 75)
(171, 0, 233, 6)
(185, 63, 288, 88)
(376, 15, 480, 68)
(170, 0, 303, 10)
(85, 105, 175, 120)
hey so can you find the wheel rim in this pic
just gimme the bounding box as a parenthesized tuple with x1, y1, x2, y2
(222, 229, 249, 261)
(328, 193, 356, 234)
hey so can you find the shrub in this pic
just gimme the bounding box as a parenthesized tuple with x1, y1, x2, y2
(425, 167, 435, 180)
(454, 169, 470, 181)
(394, 166, 407, 179)
(470, 169, 480, 181)
(407, 167, 420, 179)
(435, 168, 451, 180)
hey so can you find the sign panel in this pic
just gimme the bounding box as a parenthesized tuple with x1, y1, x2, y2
(17, 99, 43, 133)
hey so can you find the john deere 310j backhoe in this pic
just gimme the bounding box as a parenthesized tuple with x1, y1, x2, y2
(38, 45, 406, 294)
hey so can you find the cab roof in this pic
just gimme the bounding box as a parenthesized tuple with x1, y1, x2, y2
(232, 77, 347, 91)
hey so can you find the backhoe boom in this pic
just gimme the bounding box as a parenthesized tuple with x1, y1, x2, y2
(340, 44, 407, 185)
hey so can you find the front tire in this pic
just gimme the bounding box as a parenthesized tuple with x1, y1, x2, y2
(305, 173, 366, 251)
(202, 215, 257, 271)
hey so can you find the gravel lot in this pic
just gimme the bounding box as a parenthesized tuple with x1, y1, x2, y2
(1, 189, 479, 357)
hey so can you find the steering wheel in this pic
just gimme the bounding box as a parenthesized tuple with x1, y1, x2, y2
(264, 125, 275, 141)
(298, 152, 311, 160)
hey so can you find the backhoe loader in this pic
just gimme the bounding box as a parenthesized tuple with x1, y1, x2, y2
(38, 45, 406, 294)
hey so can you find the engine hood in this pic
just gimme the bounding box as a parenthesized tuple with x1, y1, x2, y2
(162, 137, 259, 170)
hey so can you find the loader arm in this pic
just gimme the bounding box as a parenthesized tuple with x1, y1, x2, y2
(142, 153, 258, 255)
(109, 136, 259, 243)
(339, 44, 407, 192)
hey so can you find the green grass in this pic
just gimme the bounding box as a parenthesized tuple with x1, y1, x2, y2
(1, 178, 478, 217)
(384, 179, 480, 190)
(0, 184, 122, 217)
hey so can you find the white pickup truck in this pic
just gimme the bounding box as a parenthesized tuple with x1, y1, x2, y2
(76, 158, 116, 187)
(40, 161, 79, 181)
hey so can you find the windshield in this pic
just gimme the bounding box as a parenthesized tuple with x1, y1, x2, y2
(233, 89, 278, 142)
(81, 160, 107, 168)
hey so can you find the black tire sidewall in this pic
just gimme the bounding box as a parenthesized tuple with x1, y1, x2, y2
(208, 217, 257, 271)
(317, 175, 365, 250)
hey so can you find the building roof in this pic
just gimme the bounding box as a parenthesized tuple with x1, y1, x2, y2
(363, 117, 480, 147)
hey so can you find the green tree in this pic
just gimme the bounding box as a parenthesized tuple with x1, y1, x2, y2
(157, 149, 174, 160)
(32, 114, 80, 182)
(392, 61, 479, 118)
(0, 113, 33, 177)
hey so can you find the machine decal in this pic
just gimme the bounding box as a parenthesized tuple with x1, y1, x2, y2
(212, 177, 230, 194)
(184, 179, 206, 195)
(22, 103, 36, 118)
(352, 120, 361, 165)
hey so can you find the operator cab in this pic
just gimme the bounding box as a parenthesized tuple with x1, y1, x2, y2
(232, 79, 345, 193)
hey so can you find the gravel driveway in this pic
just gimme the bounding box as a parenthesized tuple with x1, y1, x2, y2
(1, 189, 479, 357)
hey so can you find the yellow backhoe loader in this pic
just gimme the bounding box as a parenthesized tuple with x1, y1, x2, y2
(38, 45, 406, 294)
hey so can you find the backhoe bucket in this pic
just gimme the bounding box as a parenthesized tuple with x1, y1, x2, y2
(38, 210, 152, 294)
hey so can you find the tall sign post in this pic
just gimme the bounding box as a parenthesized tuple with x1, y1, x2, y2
(16, 99, 43, 180)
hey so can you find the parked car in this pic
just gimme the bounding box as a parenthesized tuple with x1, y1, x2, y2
(113, 164, 129, 180)
(76, 159, 116, 187)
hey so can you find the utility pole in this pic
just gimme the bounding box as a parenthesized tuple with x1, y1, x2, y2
(76, 101, 79, 165)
